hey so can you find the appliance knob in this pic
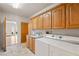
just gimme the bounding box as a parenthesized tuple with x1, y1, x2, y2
(59, 36, 62, 39)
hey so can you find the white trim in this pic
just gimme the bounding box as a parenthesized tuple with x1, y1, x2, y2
(6, 20, 16, 24)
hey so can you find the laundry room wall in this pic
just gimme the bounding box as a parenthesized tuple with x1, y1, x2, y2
(0, 11, 28, 50)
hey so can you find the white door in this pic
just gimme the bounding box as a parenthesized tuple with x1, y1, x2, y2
(6, 21, 18, 46)
(35, 40, 49, 56)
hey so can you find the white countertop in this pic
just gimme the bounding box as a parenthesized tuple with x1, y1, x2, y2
(36, 36, 79, 55)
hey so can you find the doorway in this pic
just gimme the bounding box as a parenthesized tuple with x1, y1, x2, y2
(21, 22, 28, 43)
(6, 21, 18, 46)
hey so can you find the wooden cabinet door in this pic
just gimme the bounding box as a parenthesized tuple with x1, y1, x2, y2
(37, 15, 43, 30)
(29, 37, 35, 53)
(21, 22, 28, 43)
(27, 37, 30, 48)
(43, 11, 52, 29)
(28, 20, 32, 34)
(52, 5, 66, 29)
(66, 4, 79, 28)
(32, 17, 38, 30)
(29, 38, 33, 50)
(32, 38, 35, 53)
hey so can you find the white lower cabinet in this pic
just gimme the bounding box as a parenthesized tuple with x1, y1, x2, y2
(49, 45, 54, 56)
(35, 40, 49, 56)
(35, 39, 76, 56)
(49, 45, 75, 56)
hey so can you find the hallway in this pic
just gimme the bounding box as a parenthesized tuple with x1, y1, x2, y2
(0, 44, 34, 56)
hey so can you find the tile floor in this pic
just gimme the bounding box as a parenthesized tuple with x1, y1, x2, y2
(0, 44, 35, 56)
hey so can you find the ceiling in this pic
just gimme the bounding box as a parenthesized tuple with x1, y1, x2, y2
(0, 3, 53, 18)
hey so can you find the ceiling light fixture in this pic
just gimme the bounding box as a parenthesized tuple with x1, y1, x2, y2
(12, 3, 20, 8)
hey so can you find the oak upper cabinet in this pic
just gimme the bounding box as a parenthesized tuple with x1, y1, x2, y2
(32, 17, 38, 30)
(37, 15, 43, 30)
(66, 4, 79, 28)
(28, 20, 32, 34)
(52, 5, 66, 29)
(43, 11, 52, 29)
(32, 16, 43, 30)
